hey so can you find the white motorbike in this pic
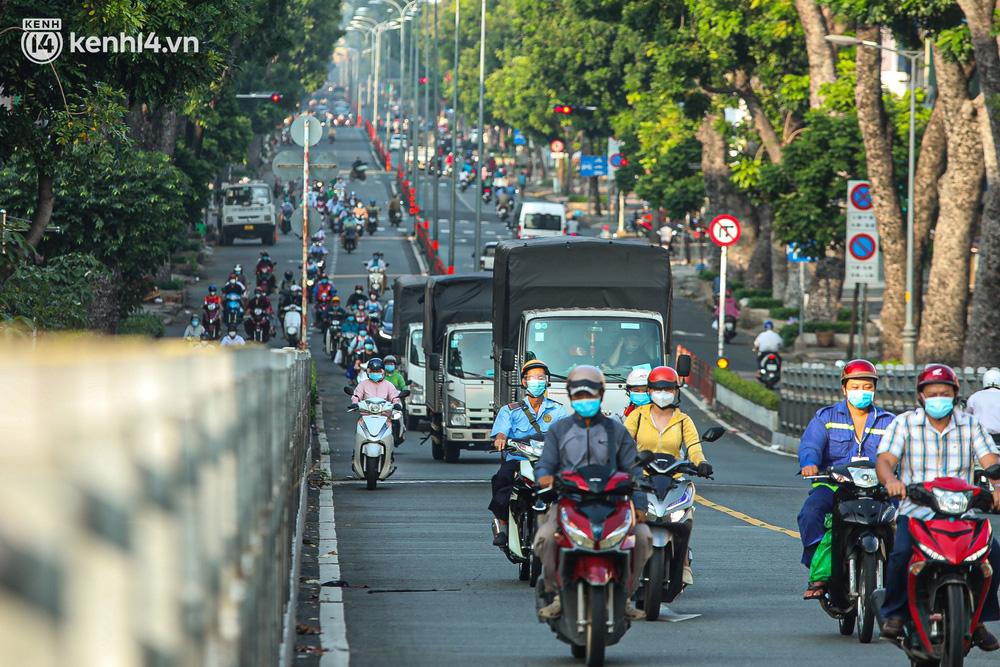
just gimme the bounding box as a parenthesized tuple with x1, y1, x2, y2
(283, 305, 303, 347)
(344, 392, 409, 490)
(367, 265, 386, 297)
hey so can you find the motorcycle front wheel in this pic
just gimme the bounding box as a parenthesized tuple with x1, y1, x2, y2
(857, 553, 881, 643)
(364, 455, 379, 490)
(644, 547, 666, 621)
(941, 584, 968, 667)
(585, 585, 607, 667)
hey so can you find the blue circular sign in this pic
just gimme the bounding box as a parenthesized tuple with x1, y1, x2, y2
(850, 183, 872, 210)
(849, 233, 876, 261)
(610, 153, 623, 167)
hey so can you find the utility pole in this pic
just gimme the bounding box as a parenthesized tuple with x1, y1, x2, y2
(431, 0, 440, 246)
(473, 0, 486, 266)
(411, 4, 420, 203)
(448, 0, 460, 270)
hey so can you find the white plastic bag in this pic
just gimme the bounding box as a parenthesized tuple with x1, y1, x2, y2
(334, 348, 343, 365)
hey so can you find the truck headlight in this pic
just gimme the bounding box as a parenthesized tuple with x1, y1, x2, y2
(450, 413, 468, 426)
(448, 396, 466, 413)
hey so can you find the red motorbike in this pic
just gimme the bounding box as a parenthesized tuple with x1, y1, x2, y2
(202, 300, 222, 340)
(245, 307, 272, 343)
(256, 264, 276, 294)
(874, 468, 1000, 667)
(536, 463, 639, 666)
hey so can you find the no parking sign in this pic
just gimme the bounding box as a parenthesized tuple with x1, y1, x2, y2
(845, 180, 883, 287)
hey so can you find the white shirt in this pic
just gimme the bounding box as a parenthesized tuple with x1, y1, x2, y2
(967, 388, 1000, 434)
(753, 329, 783, 353)
(220, 334, 246, 347)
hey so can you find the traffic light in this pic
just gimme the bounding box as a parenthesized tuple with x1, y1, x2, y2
(270, 92, 283, 103)
(419, 76, 428, 85)
(619, 156, 628, 167)
(716, 357, 729, 369)
(552, 104, 573, 115)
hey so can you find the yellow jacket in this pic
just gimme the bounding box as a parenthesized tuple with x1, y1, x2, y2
(624, 405, 705, 465)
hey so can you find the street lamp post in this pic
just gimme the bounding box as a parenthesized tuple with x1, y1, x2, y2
(448, 0, 459, 269)
(431, 0, 440, 247)
(473, 0, 486, 266)
(826, 34, 922, 365)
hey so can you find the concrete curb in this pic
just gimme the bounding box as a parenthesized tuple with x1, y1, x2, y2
(316, 407, 350, 666)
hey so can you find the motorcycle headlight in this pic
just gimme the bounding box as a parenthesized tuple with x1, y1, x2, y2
(847, 467, 878, 489)
(669, 509, 686, 523)
(918, 542, 948, 561)
(933, 488, 971, 514)
(966, 544, 990, 562)
(560, 507, 594, 549)
(601, 510, 632, 547)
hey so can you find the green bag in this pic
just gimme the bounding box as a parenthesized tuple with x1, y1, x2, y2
(808, 513, 834, 582)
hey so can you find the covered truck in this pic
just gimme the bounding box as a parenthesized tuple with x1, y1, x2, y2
(492, 237, 672, 416)
(423, 274, 494, 462)
(392, 275, 429, 429)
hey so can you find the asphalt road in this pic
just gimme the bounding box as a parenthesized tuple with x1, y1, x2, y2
(182, 127, 1000, 666)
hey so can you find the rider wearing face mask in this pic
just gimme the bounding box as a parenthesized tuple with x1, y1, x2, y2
(382, 355, 407, 391)
(623, 367, 650, 418)
(346, 284, 367, 309)
(487, 360, 568, 547)
(797, 359, 896, 600)
(624, 365, 710, 586)
(352, 357, 404, 443)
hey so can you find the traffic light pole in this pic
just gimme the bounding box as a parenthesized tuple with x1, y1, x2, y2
(448, 0, 459, 270)
(473, 0, 486, 267)
(431, 0, 440, 247)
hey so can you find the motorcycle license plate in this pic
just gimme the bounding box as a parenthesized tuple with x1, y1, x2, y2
(243, 224, 255, 230)
(766, 363, 778, 371)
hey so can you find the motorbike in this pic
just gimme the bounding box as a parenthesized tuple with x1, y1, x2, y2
(343, 233, 357, 253)
(355, 216, 366, 238)
(389, 208, 402, 227)
(283, 305, 303, 347)
(501, 436, 547, 586)
(635, 427, 725, 621)
(366, 213, 378, 235)
(202, 301, 222, 340)
(460, 172, 471, 192)
(873, 466, 1000, 666)
(344, 391, 409, 490)
(279, 208, 293, 234)
(724, 315, 737, 343)
(803, 460, 896, 643)
(332, 212, 345, 233)
(315, 299, 333, 335)
(316, 199, 328, 224)
(535, 464, 638, 666)
(497, 202, 510, 225)
(350, 164, 367, 181)
(325, 318, 342, 360)
(256, 264, 276, 294)
(482, 186, 493, 204)
(367, 266, 386, 297)
(758, 351, 781, 389)
(224, 293, 244, 329)
(245, 307, 271, 343)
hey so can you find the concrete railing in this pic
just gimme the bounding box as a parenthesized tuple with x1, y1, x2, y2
(0, 339, 312, 667)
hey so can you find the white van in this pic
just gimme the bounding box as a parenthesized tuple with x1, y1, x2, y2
(514, 201, 566, 239)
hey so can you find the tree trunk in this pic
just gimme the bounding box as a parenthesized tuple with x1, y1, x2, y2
(957, 0, 1000, 365)
(911, 99, 948, 335)
(807, 254, 844, 321)
(25, 171, 54, 249)
(735, 71, 783, 164)
(794, 0, 837, 108)
(854, 25, 906, 359)
(154, 107, 179, 158)
(916, 52, 982, 364)
(745, 203, 773, 291)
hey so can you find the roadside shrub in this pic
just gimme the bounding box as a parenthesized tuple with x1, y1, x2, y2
(734, 288, 770, 300)
(745, 296, 783, 309)
(118, 313, 165, 338)
(769, 306, 799, 320)
(157, 278, 184, 291)
(713, 367, 780, 411)
(802, 320, 852, 334)
(837, 307, 852, 322)
(780, 324, 799, 348)
(697, 269, 718, 282)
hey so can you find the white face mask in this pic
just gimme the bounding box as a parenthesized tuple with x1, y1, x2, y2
(228, 332, 236, 338)
(650, 391, 675, 408)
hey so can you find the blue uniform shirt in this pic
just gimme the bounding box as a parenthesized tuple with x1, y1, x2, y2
(491, 396, 567, 440)
(798, 400, 896, 469)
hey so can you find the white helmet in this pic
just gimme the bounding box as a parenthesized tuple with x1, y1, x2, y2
(626, 367, 650, 388)
(983, 367, 1000, 389)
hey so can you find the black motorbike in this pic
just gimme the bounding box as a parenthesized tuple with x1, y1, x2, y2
(389, 208, 402, 227)
(366, 214, 378, 235)
(723, 315, 737, 343)
(500, 436, 547, 586)
(804, 460, 896, 643)
(343, 233, 357, 254)
(351, 164, 367, 181)
(758, 351, 781, 389)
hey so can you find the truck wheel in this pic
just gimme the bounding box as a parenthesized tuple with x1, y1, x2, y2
(406, 414, 421, 431)
(262, 229, 275, 246)
(431, 438, 444, 460)
(444, 440, 461, 463)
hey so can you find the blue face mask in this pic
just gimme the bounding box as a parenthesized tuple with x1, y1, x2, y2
(924, 396, 955, 419)
(385, 364, 396, 373)
(369, 372, 384, 382)
(629, 391, 651, 406)
(191, 319, 200, 327)
(846, 390, 874, 410)
(571, 397, 602, 418)
(525, 378, 547, 397)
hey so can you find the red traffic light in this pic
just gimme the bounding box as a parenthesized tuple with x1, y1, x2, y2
(552, 104, 573, 115)
(270, 93, 283, 103)
(419, 76, 428, 85)
(620, 156, 628, 167)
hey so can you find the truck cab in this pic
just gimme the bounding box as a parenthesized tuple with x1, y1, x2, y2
(391, 276, 430, 431)
(219, 181, 276, 246)
(403, 323, 427, 429)
(434, 323, 495, 454)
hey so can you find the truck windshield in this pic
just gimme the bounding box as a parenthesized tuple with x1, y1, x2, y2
(409, 329, 425, 367)
(224, 186, 271, 207)
(447, 330, 494, 380)
(523, 213, 561, 230)
(523, 317, 662, 381)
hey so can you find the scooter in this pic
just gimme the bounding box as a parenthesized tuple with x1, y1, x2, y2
(873, 467, 1000, 666)
(314, 299, 332, 335)
(325, 318, 342, 360)
(355, 216, 365, 238)
(482, 186, 493, 204)
(536, 464, 638, 665)
(497, 203, 510, 225)
(803, 460, 896, 643)
(245, 307, 271, 343)
(350, 164, 367, 181)
(636, 427, 724, 621)
(283, 305, 302, 347)
(224, 293, 244, 329)
(366, 214, 378, 235)
(389, 208, 402, 227)
(758, 351, 781, 389)
(344, 390, 409, 490)
(723, 315, 737, 343)
(367, 266, 386, 297)
(343, 233, 357, 253)
(499, 436, 548, 586)
(202, 301, 222, 340)
(256, 265, 276, 294)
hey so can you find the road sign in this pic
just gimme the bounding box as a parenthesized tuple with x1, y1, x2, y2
(290, 115, 322, 147)
(607, 137, 621, 174)
(609, 153, 624, 168)
(708, 214, 741, 247)
(786, 242, 818, 263)
(271, 149, 339, 181)
(848, 233, 877, 261)
(845, 179, 883, 287)
(549, 138, 565, 153)
(580, 155, 608, 177)
(513, 129, 526, 146)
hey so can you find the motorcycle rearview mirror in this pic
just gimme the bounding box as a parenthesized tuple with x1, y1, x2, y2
(675, 354, 692, 378)
(398, 389, 411, 399)
(500, 348, 515, 372)
(343, 386, 353, 395)
(985, 464, 1000, 480)
(428, 353, 441, 371)
(701, 426, 726, 442)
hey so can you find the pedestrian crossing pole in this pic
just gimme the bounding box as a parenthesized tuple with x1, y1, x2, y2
(300, 119, 310, 350)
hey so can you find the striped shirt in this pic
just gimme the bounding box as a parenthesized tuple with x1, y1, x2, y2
(878, 407, 999, 517)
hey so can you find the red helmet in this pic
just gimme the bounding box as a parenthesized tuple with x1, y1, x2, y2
(648, 366, 680, 390)
(841, 359, 878, 385)
(917, 364, 960, 392)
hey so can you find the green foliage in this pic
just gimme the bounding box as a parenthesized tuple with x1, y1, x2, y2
(697, 269, 719, 282)
(118, 313, 166, 338)
(837, 307, 853, 322)
(803, 320, 852, 334)
(157, 279, 185, 291)
(713, 367, 779, 411)
(779, 324, 799, 348)
(0, 253, 111, 330)
(734, 288, 771, 300)
(745, 296, 783, 309)
(769, 306, 800, 320)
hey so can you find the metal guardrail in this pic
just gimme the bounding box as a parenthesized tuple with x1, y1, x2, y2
(779, 363, 993, 436)
(0, 339, 312, 667)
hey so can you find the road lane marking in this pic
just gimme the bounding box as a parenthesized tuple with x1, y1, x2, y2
(694, 494, 800, 539)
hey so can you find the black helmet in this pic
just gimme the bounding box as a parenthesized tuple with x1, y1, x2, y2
(370, 199, 376, 206)
(284, 270, 293, 281)
(367, 357, 385, 372)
